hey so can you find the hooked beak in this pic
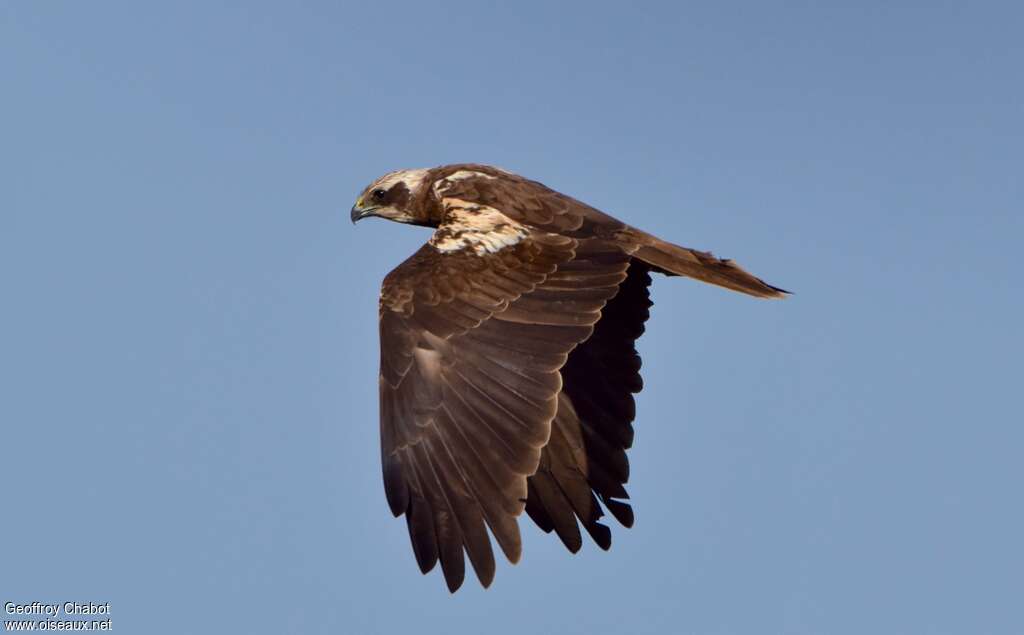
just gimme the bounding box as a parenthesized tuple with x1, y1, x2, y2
(350, 202, 378, 224)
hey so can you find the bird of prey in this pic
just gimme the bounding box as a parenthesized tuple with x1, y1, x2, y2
(351, 164, 786, 592)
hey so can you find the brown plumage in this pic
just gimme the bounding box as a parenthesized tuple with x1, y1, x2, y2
(351, 163, 787, 592)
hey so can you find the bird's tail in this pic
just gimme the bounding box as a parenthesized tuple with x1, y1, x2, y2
(622, 229, 789, 299)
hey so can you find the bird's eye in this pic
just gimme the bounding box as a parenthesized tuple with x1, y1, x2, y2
(372, 189, 387, 201)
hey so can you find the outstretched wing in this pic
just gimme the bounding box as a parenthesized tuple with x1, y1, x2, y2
(379, 209, 631, 590)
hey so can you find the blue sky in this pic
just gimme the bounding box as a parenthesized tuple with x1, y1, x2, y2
(2, 2, 1021, 633)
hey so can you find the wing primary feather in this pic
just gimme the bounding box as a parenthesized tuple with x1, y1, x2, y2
(436, 405, 524, 562)
(412, 440, 466, 592)
(428, 415, 497, 588)
(601, 496, 635, 528)
(527, 470, 583, 553)
(401, 449, 439, 574)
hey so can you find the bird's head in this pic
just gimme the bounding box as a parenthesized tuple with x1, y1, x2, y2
(351, 168, 434, 226)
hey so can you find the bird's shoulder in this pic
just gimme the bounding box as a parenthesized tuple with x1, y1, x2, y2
(426, 164, 627, 237)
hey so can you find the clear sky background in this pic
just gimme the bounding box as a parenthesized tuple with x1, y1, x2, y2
(2, 2, 1021, 634)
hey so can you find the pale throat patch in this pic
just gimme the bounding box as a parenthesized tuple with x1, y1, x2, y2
(429, 198, 529, 255)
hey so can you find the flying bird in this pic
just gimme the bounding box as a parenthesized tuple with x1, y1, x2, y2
(351, 164, 786, 592)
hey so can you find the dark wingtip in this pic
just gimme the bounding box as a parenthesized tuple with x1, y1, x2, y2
(441, 556, 466, 593)
(587, 522, 612, 551)
(478, 571, 494, 589)
(604, 498, 635, 528)
(444, 572, 464, 593)
(560, 532, 583, 554)
(414, 552, 436, 575)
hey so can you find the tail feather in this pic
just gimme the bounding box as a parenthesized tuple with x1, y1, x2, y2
(625, 231, 788, 299)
